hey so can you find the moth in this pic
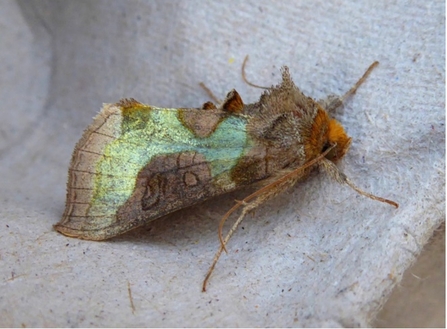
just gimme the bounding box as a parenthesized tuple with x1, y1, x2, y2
(55, 57, 398, 291)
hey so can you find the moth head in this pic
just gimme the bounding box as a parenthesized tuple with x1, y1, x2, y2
(323, 118, 352, 162)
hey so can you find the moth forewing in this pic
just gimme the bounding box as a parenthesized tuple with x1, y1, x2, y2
(55, 103, 253, 240)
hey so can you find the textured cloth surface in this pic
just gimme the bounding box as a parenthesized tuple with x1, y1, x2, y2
(1, 0, 444, 327)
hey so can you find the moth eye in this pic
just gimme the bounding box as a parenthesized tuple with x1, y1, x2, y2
(321, 142, 331, 153)
(322, 142, 339, 161)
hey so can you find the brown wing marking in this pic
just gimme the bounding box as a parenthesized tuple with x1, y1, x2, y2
(177, 108, 226, 138)
(114, 151, 220, 233)
(57, 151, 222, 240)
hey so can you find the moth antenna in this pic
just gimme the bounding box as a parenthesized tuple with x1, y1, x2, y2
(242, 55, 270, 90)
(199, 82, 221, 104)
(203, 145, 337, 292)
(340, 61, 379, 103)
(319, 158, 398, 208)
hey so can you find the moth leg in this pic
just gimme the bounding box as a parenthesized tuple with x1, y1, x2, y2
(319, 61, 379, 114)
(318, 94, 343, 114)
(199, 82, 221, 104)
(241, 55, 270, 89)
(319, 157, 398, 208)
(202, 145, 339, 291)
(202, 171, 304, 292)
